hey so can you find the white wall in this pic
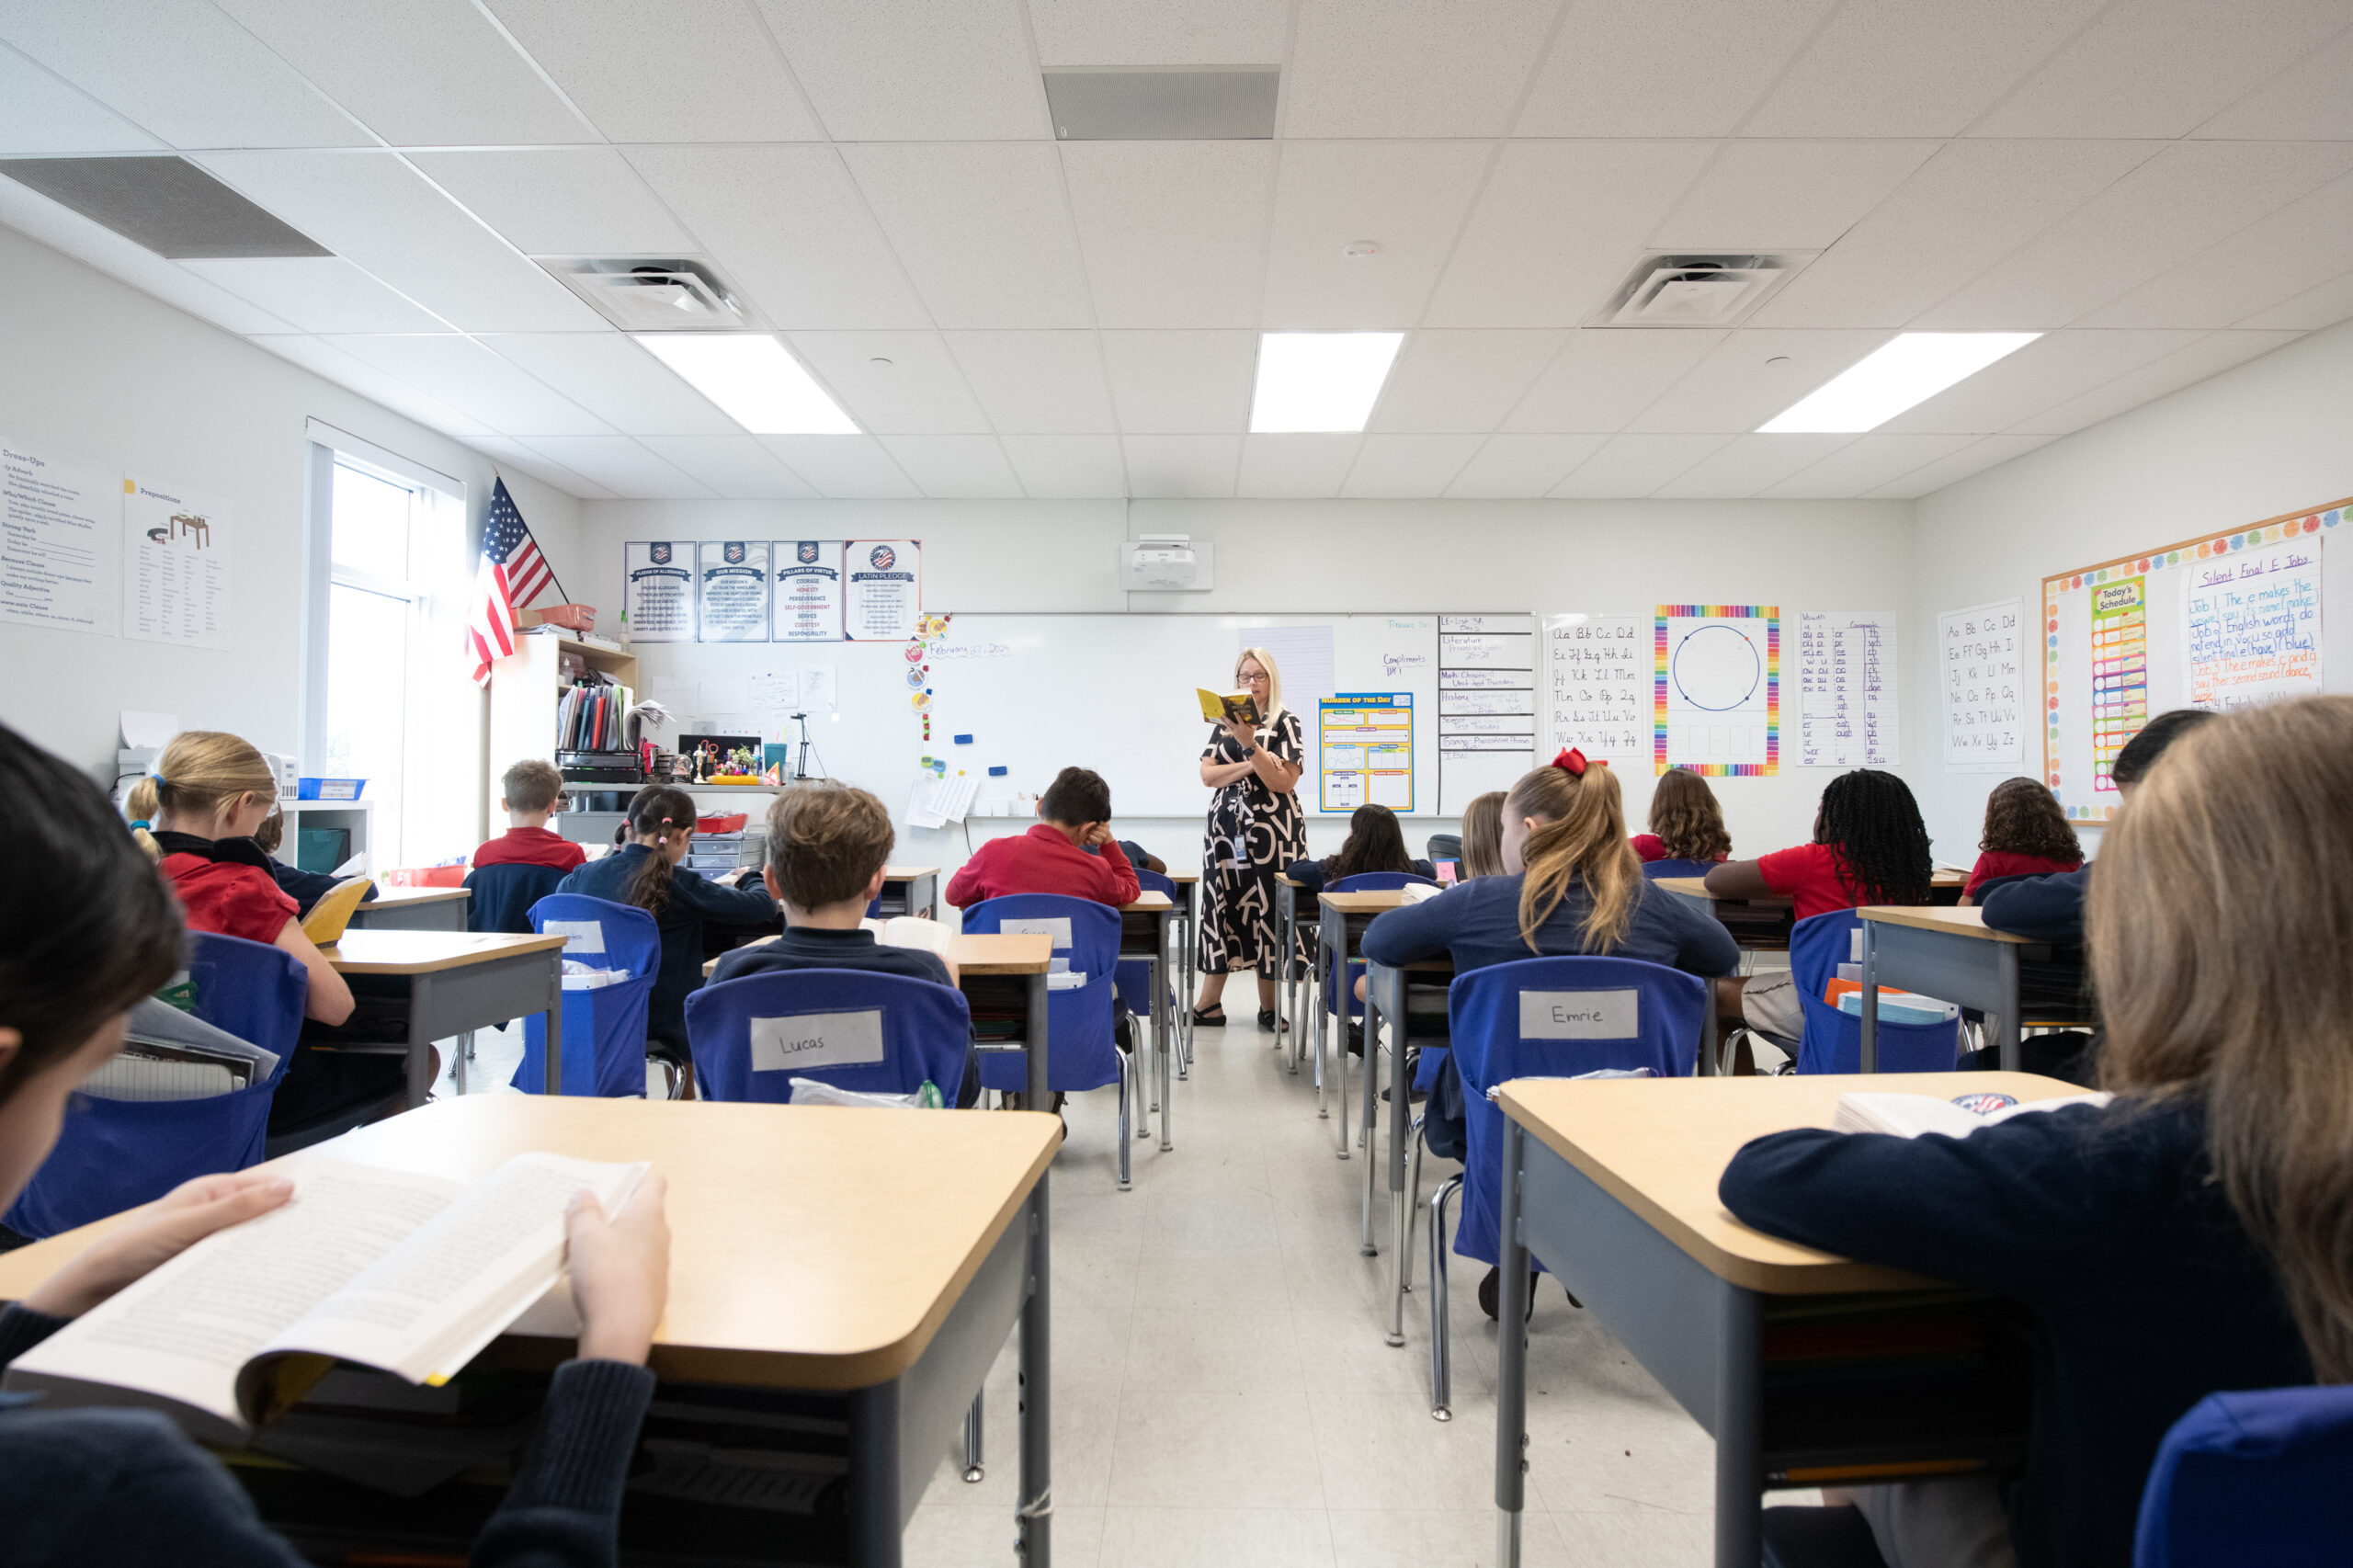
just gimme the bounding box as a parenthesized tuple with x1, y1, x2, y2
(0, 226, 588, 798)
(1907, 315, 2353, 859)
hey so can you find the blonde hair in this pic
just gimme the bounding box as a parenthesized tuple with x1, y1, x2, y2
(1460, 790, 1506, 879)
(1235, 645, 1283, 718)
(1648, 767, 1732, 861)
(1504, 760, 1640, 952)
(125, 731, 276, 858)
(2094, 696, 2353, 1378)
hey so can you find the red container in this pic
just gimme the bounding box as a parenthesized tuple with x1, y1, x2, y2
(696, 812, 748, 835)
(384, 865, 467, 888)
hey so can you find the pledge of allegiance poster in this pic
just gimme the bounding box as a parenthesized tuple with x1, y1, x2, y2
(624, 541, 694, 642)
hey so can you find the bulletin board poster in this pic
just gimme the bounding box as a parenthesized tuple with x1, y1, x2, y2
(2181, 539, 2322, 710)
(0, 436, 119, 635)
(623, 541, 694, 642)
(122, 474, 230, 650)
(844, 539, 921, 642)
(1319, 692, 1414, 812)
(696, 540, 768, 642)
(774, 540, 844, 642)
(1654, 605, 1778, 776)
(1938, 598, 2025, 771)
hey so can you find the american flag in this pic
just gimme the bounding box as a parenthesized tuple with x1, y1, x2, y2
(468, 478, 559, 685)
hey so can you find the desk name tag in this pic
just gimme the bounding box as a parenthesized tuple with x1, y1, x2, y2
(1519, 989, 1639, 1040)
(544, 920, 605, 954)
(750, 1009, 887, 1071)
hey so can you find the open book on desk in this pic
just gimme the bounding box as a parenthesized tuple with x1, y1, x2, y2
(1835, 1089, 2110, 1139)
(5, 1152, 644, 1446)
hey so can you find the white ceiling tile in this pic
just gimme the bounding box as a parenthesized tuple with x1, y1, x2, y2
(0, 176, 297, 333)
(1760, 433, 1978, 498)
(1099, 330, 1256, 431)
(1651, 141, 1941, 253)
(485, 0, 824, 142)
(844, 142, 1093, 330)
(1284, 0, 1561, 138)
(756, 436, 921, 497)
(2075, 174, 2353, 329)
(2237, 270, 2353, 332)
(195, 152, 605, 333)
(624, 144, 928, 330)
(1749, 141, 2162, 329)
(1236, 435, 1362, 498)
(1368, 331, 1566, 432)
(945, 332, 1117, 433)
(1340, 434, 1484, 497)
(513, 436, 714, 498)
(177, 256, 448, 333)
(462, 434, 619, 499)
(1261, 141, 1491, 329)
(1122, 434, 1239, 497)
(406, 149, 690, 256)
(879, 435, 1024, 498)
(635, 436, 817, 498)
(755, 0, 1048, 141)
(324, 334, 614, 436)
(1550, 433, 1733, 497)
(1628, 328, 1890, 434)
(1062, 142, 1273, 329)
(2193, 24, 2353, 140)
(1650, 433, 1853, 498)
(253, 334, 497, 437)
(1743, 0, 2107, 138)
(0, 0, 369, 149)
(999, 433, 1127, 497)
(788, 332, 990, 433)
(210, 0, 592, 145)
(1502, 330, 1725, 432)
(1028, 0, 1290, 65)
(1973, 0, 2350, 140)
(1443, 434, 1608, 498)
(1915, 142, 2353, 329)
(1878, 329, 2206, 434)
(0, 43, 163, 153)
(479, 335, 740, 436)
(1424, 141, 1720, 328)
(1866, 433, 2055, 498)
(2008, 329, 2302, 434)
(1516, 0, 1837, 138)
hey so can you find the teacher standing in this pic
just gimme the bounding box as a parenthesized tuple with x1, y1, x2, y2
(1195, 646, 1306, 1031)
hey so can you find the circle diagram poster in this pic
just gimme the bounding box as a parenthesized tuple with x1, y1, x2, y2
(1654, 605, 1779, 776)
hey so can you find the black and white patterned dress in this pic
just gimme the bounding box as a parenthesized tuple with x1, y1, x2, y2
(1198, 708, 1307, 976)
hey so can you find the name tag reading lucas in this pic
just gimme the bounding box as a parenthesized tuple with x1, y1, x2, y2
(1518, 990, 1640, 1040)
(749, 1009, 887, 1072)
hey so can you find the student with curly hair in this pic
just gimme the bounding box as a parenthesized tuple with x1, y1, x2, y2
(1959, 778, 2082, 904)
(1631, 767, 1731, 866)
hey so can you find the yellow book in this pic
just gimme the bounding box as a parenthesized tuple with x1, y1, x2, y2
(1196, 687, 1262, 725)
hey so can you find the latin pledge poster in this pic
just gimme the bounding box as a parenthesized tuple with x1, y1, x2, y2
(843, 540, 920, 642)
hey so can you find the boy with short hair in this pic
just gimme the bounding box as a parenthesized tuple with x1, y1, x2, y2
(944, 767, 1142, 908)
(472, 759, 587, 872)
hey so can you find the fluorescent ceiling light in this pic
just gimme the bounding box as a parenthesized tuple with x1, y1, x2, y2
(632, 333, 858, 435)
(1249, 332, 1405, 433)
(1757, 332, 2040, 434)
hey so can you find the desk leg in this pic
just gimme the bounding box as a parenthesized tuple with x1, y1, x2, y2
(1026, 970, 1050, 1111)
(1385, 968, 1411, 1348)
(1154, 915, 1171, 1153)
(1359, 958, 1379, 1155)
(1495, 1117, 1529, 1568)
(1276, 884, 1292, 1044)
(1713, 1281, 1765, 1568)
(847, 1382, 902, 1568)
(1360, 979, 1381, 1256)
(404, 973, 437, 1108)
(1017, 1183, 1053, 1568)
(1995, 943, 2020, 1073)
(1859, 921, 1881, 1074)
(542, 962, 563, 1097)
(1176, 897, 1193, 1080)
(1698, 1006, 1719, 1078)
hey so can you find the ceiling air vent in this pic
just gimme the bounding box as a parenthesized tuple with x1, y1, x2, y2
(536, 257, 752, 332)
(1593, 254, 1813, 328)
(1043, 66, 1280, 140)
(0, 155, 327, 259)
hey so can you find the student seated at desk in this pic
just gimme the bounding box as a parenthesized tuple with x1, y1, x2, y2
(557, 784, 776, 1071)
(1719, 696, 2350, 1568)
(0, 722, 673, 1568)
(245, 811, 376, 919)
(1458, 790, 1506, 879)
(1630, 766, 1730, 866)
(472, 758, 587, 874)
(1958, 778, 2081, 904)
(1281, 802, 1435, 892)
(944, 767, 1141, 909)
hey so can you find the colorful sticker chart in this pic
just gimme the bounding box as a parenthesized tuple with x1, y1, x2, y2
(1319, 692, 1415, 812)
(1654, 605, 1778, 776)
(1795, 610, 1898, 768)
(2088, 574, 2148, 796)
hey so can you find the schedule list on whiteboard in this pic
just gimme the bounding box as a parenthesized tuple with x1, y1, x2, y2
(1795, 611, 1898, 767)
(1938, 598, 2024, 771)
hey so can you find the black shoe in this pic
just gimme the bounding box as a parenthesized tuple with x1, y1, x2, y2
(1563, 1282, 1583, 1309)
(1192, 1004, 1226, 1026)
(1256, 1007, 1278, 1032)
(1477, 1267, 1540, 1323)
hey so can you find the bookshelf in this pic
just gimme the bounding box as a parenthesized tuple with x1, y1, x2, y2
(486, 631, 640, 845)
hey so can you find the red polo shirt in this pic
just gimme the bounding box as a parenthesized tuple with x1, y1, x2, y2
(161, 855, 298, 945)
(946, 824, 1140, 909)
(472, 826, 587, 872)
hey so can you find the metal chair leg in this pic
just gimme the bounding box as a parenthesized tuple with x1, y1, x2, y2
(1429, 1175, 1463, 1422)
(1405, 1116, 1425, 1274)
(453, 1030, 472, 1095)
(961, 1390, 984, 1483)
(1115, 1051, 1132, 1191)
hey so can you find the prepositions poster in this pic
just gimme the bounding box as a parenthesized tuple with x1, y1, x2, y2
(1796, 611, 1898, 768)
(2180, 538, 2322, 711)
(1654, 605, 1778, 776)
(696, 540, 769, 642)
(1319, 693, 1414, 812)
(774, 540, 844, 642)
(623, 541, 694, 642)
(122, 475, 230, 649)
(845, 539, 920, 642)
(1938, 598, 2024, 772)
(1540, 614, 1646, 763)
(0, 437, 118, 634)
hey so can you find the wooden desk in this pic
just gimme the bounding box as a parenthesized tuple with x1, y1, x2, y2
(1118, 892, 1176, 1153)
(1492, 1073, 2073, 1568)
(346, 885, 470, 932)
(324, 931, 567, 1101)
(1858, 905, 2040, 1073)
(1313, 891, 1411, 1157)
(1656, 870, 1969, 958)
(0, 1095, 1063, 1566)
(879, 865, 939, 922)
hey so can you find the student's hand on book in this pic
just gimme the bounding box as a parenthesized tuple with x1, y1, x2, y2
(23, 1169, 295, 1318)
(567, 1174, 670, 1366)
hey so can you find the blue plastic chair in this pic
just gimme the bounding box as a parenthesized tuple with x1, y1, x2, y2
(1785, 910, 1960, 1075)
(6, 932, 303, 1240)
(961, 893, 1137, 1189)
(687, 969, 972, 1106)
(1642, 858, 1721, 880)
(514, 895, 661, 1098)
(2136, 1386, 2353, 1567)
(465, 862, 568, 935)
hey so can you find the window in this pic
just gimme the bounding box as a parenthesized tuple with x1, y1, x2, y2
(324, 462, 417, 865)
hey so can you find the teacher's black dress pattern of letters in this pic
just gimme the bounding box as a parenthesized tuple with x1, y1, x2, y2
(1199, 709, 1307, 976)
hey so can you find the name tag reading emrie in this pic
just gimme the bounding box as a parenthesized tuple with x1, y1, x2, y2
(1519, 989, 1640, 1040)
(544, 920, 606, 954)
(749, 1009, 887, 1072)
